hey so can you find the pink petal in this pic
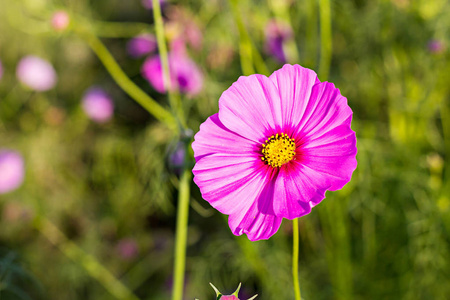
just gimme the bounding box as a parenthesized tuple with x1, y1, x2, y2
(218, 74, 282, 143)
(295, 82, 352, 140)
(269, 163, 326, 219)
(193, 114, 262, 214)
(269, 64, 320, 134)
(141, 56, 166, 93)
(192, 114, 257, 159)
(301, 124, 357, 191)
(228, 197, 283, 241)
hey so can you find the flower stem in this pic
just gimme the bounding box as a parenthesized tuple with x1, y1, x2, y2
(152, 0, 185, 129)
(79, 30, 177, 132)
(172, 168, 192, 300)
(318, 0, 332, 81)
(33, 215, 140, 300)
(293, 218, 302, 300)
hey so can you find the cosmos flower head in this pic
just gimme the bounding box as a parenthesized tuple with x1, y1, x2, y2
(82, 87, 114, 123)
(192, 64, 357, 241)
(16, 55, 57, 91)
(127, 34, 157, 58)
(208, 283, 257, 300)
(0, 150, 25, 195)
(141, 53, 203, 96)
(51, 10, 70, 31)
(264, 20, 293, 63)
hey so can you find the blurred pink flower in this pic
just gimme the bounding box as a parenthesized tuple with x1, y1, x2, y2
(264, 20, 293, 63)
(0, 150, 25, 194)
(127, 34, 157, 58)
(82, 87, 114, 123)
(51, 10, 70, 31)
(428, 39, 445, 54)
(192, 64, 357, 241)
(165, 7, 203, 52)
(116, 238, 139, 260)
(16, 55, 57, 91)
(142, 0, 166, 10)
(0, 59, 3, 81)
(141, 53, 203, 96)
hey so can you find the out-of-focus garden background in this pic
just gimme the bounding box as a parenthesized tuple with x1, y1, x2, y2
(0, 0, 449, 299)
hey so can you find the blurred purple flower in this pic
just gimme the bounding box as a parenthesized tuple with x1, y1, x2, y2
(16, 55, 57, 91)
(142, 0, 166, 10)
(127, 34, 157, 58)
(116, 238, 139, 260)
(264, 20, 293, 63)
(0, 150, 25, 194)
(82, 87, 114, 123)
(51, 10, 70, 31)
(428, 40, 445, 54)
(170, 142, 186, 168)
(141, 53, 203, 96)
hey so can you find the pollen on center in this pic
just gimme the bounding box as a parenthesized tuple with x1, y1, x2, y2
(261, 133, 296, 168)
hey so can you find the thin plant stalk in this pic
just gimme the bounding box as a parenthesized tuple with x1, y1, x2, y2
(172, 168, 192, 300)
(152, 0, 186, 128)
(292, 218, 302, 300)
(33, 216, 140, 300)
(79, 30, 177, 132)
(318, 0, 332, 81)
(228, 0, 269, 76)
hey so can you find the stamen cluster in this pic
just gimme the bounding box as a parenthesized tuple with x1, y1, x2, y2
(261, 133, 296, 167)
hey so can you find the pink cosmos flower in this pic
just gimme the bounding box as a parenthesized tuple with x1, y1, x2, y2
(0, 150, 25, 194)
(16, 55, 57, 91)
(51, 10, 70, 31)
(82, 87, 114, 123)
(127, 34, 157, 58)
(141, 53, 203, 96)
(192, 64, 357, 241)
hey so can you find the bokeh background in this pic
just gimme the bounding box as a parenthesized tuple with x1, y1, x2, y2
(1, 0, 449, 299)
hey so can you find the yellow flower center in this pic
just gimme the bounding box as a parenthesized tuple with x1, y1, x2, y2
(261, 133, 296, 168)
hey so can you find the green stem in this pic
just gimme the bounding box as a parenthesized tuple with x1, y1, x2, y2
(152, 0, 185, 128)
(79, 31, 177, 131)
(33, 216, 140, 300)
(172, 168, 192, 300)
(293, 218, 302, 300)
(318, 0, 332, 81)
(229, 0, 269, 76)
